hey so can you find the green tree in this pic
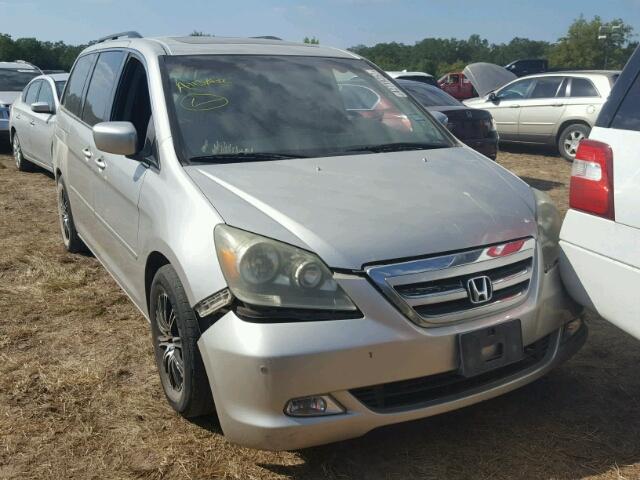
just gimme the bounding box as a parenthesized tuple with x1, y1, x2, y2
(303, 36, 320, 44)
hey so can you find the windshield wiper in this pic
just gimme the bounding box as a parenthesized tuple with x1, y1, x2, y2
(345, 142, 450, 154)
(189, 152, 308, 164)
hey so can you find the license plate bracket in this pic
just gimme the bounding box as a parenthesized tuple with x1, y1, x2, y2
(458, 319, 523, 377)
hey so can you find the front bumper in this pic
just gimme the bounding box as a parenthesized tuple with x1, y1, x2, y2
(198, 261, 582, 451)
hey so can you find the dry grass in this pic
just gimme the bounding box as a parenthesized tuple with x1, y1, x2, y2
(1, 144, 640, 480)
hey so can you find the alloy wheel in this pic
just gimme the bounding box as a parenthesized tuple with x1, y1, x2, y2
(563, 130, 585, 158)
(155, 289, 184, 394)
(13, 136, 22, 169)
(59, 186, 71, 242)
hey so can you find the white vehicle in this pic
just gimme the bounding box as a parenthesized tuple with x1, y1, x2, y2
(559, 46, 640, 339)
(0, 61, 42, 144)
(10, 73, 68, 172)
(386, 70, 437, 87)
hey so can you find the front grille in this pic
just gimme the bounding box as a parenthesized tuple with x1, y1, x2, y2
(350, 334, 552, 413)
(366, 238, 536, 326)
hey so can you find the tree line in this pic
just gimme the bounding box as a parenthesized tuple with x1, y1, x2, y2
(0, 15, 636, 74)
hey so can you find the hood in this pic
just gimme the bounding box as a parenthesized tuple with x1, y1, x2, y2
(463, 63, 516, 97)
(0, 92, 20, 106)
(186, 149, 537, 270)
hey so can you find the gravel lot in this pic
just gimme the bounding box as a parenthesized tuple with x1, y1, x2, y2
(1, 144, 639, 480)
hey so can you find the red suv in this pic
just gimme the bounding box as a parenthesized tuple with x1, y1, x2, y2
(438, 72, 477, 100)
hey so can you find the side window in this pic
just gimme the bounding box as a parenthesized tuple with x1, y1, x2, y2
(24, 80, 41, 104)
(529, 77, 563, 99)
(610, 71, 640, 131)
(82, 51, 125, 126)
(570, 78, 599, 97)
(36, 82, 55, 107)
(111, 57, 152, 152)
(497, 78, 534, 100)
(63, 54, 96, 117)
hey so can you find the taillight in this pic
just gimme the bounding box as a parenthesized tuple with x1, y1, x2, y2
(569, 139, 614, 220)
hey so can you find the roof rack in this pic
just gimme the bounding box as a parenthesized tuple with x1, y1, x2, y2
(95, 31, 143, 43)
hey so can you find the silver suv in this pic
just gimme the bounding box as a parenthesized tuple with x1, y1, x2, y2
(53, 32, 585, 450)
(465, 71, 619, 160)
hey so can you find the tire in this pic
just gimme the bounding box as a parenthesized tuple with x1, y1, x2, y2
(150, 265, 215, 418)
(13, 133, 31, 172)
(558, 123, 591, 161)
(56, 177, 86, 253)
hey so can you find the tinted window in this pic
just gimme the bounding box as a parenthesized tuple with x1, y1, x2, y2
(570, 78, 599, 97)
(399, 81, 461, 107)
(37, 82, 55, 107)
(497, 78, 534, 100)
(62, 54, 96, 117)
(24, 80, 41, 104)
(112, 58, 152, 152)
(82, 51, 125, 126)
(55, 81, 66, 99)
(530, 77, 563, 99)
(610, 71, 640, 131)
(0, 69, 39, 91)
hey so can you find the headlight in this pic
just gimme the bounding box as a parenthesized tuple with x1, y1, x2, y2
(214, 225, 358, 313)
(533, 189, 561, 272)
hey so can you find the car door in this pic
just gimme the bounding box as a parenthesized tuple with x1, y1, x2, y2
(29, 79, 57, 168)
(485, 78, 535, 140)
(92, 54, 150, 295)
(57, 53, 98, 241)
(516, 76, 566, 143)
(562, 77, 601, 125)
(16, 79, 42, 157)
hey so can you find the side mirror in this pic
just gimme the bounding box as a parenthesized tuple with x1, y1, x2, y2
(31, 102, 54, 114)
(93, 121, 138, 156)
(488, 92, 499, 103)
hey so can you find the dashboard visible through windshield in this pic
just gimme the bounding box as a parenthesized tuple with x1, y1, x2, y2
(160, 55, 454, 163)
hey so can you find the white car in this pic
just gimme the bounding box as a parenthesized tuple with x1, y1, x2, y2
(386, 70, 437, 87)
(0, 61, 42, 145)
(559, 46, 640, 339)
(10, 73, 68, 172)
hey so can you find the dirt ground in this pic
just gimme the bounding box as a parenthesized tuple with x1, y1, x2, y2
(1, 144, 639, 480)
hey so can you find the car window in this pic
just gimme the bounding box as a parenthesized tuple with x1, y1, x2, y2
(529, 77, 564, 99)
(570, 78, 599, 97)
(450, 74, 459, 84)
(399, 81, 461, 107)
(62, 54, 97, 118)
(55, 81, 66, 99)
(82, 51, 125, 126)
(37, 82, 55, 107)
(24, 80, 41, 104)
(610, 71, 640, 131)
(497, 78, 534, 100)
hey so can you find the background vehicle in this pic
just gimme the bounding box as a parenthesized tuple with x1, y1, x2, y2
(560, 46, 640, 339)
(54, 33, 584, 451)
(0, 61, 42, 144)
(387, 70, 438, 86)
(437, 72, 477, 100)
(464, 71, 619, 160)
(398, 79, 499, 159)
(505, 59, 548, 77)
(10, 73, 68, 172)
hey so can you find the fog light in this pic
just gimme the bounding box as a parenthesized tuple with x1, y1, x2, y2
(564, 318, 583, 338)
(194, 288, 233, 317)
(284, 395, 345, 417)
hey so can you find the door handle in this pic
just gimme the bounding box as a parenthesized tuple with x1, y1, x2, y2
(82, 147, 93, 159)
(94, 157, 107, 170)
(509, 104, 521, 108)
(29, 120, 35, 126)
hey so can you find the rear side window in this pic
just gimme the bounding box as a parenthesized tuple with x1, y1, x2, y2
(37, 82, 55, 107)
(530, 77, 563, 99)
(55, 81, 66, 99)
(62, 54, 96, 117)
(570, 78, 599, 97)
(23, 81, 41, 104)
(82, 51, 125, 126)
(610, 71, 640, 131)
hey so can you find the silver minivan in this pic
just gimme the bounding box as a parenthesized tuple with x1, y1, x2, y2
(53, 33, 585, 450)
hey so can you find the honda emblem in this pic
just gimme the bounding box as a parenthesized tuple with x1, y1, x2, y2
(466, 276, 493, 304)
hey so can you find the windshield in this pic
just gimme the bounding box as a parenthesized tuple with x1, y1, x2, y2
(0, 69, 40, 91)
(162, 55, 453, 163)
(398, 80, 462, 107)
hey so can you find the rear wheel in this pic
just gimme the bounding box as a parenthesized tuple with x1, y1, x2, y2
(558, 123, 590, 161)
(150, 265, 215, 418)
(13, 133, 31, 172)
(56, 178, 86, 253)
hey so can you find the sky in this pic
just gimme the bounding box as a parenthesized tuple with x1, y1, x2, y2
(1, 0, 639, 48)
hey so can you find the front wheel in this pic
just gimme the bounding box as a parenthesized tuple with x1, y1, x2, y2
(13, 133, 31, 172)
(558, 124, 590, 161)
(150, 265, 215, 418)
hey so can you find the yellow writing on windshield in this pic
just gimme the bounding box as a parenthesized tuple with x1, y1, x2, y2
(180, 93, 229, 111)
(176, 78, 229, 93)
